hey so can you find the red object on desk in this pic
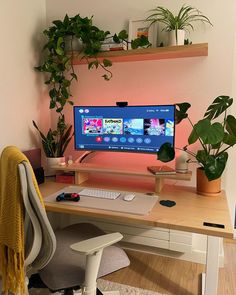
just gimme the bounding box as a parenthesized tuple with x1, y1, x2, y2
(56, 173, 75, 184)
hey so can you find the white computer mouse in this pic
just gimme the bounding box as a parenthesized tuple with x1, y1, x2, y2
(123, 194, 135, 201)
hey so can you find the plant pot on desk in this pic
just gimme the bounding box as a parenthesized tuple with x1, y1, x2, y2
(196, 167, 221, 196)
(46, 157, 65, 177)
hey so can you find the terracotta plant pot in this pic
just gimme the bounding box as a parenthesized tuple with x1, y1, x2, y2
(196, 167, 221, 196)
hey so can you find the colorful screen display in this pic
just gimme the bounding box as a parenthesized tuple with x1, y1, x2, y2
(74, 105, 175, 153)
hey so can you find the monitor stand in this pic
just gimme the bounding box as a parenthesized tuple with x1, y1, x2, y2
(75, 151, 96, 164)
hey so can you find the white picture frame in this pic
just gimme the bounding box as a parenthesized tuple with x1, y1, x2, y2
(128, 19, 157, 49)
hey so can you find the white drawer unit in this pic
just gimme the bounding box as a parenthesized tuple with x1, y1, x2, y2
(73, 217, 192, 253)
(93, 220, 169, 240)
(123, 233, 169, 249)
(169, 229, 193, 253)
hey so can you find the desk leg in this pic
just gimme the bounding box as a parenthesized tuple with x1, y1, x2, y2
(154, 178, 164, 193)
(202, 235, 220, 295)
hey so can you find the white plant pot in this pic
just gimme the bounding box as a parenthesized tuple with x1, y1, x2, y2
(46, 157, 65, 176)
(168, 30, 185, 46)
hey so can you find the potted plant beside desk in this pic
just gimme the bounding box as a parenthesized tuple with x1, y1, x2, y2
(158, 96, 236, 196)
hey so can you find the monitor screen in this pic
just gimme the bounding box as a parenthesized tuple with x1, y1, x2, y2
(73, 105, 175, 154)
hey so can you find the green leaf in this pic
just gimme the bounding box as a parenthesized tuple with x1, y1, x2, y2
(224, 115, 236, 146)
(118, 30, 128, 40)
(55, 37, 65, 56)
(204, 96, 233, 120)
(188, 119, 224, 145)
(52, 20, 63, 28)
(70, 73, 78, 81)
(157, 142, 175, 162)
(226, 115, 236, 138)
(175, 102, 191, 124)
(113, 34, 120, 43)
(56, 107, 63, 113)
(63, 14, 70, 26)
(131, 35, 151, 49)
(204, 152, 228, 181)
(102, 74, 110, 81)
(195, 150, 208, 166)
(49, 100, 56, 109)
(88, 60, 99, 69)
(49, 88, 57, 99)
(103, 59, 112, 67)
(223, 132, 236, 146)
(62, 79, 71, 87)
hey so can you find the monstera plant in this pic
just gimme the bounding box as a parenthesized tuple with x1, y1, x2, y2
(158, 96, 236, 181)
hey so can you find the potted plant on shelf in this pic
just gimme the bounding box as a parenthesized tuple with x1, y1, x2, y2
(146, 4, 212, 46)
(158, 96, 236, 196)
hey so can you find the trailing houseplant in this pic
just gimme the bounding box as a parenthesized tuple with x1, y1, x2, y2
(158, 96, 236, 185)
(35, 14, 151, 114)
(34, 14, 150, 160)
(146, 4, 212, 46)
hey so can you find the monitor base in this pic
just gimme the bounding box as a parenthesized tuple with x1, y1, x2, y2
(75, 151, 96, 164)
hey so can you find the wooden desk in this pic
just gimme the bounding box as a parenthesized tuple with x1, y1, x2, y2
(40, 180, 233, 295)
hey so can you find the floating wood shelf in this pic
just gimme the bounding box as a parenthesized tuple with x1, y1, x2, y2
(71, 43, 208, 65)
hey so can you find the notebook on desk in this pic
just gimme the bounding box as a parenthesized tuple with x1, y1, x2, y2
(44, 186, 158, 215)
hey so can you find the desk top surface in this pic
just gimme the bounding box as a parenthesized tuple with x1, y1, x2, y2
(40, 180, 233, 239)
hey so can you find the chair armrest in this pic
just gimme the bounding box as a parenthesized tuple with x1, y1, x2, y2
(70, 232, 123, 255)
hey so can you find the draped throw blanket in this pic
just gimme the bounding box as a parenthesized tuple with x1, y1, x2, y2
(0, 146, 44, 295)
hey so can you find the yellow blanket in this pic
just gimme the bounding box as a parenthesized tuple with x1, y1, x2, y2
(0, 146, 44, 295)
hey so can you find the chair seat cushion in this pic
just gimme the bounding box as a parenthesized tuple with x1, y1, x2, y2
(39, 223, 130, 291)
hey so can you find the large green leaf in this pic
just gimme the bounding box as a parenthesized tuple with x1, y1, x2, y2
(223, 133, 236, 146)
(157, 142, 175, 162)
(188, 119, 224, 145)
(195, 150, 208, 166)
(226, 115, 236, 138)
(55, 37, 64, 56)
(204, 96, 233, 120)
(175, 102, 191, 124)
(203, 152, 228, 181)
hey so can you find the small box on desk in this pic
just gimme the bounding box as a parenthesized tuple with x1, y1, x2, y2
(56, 172, 75, 184)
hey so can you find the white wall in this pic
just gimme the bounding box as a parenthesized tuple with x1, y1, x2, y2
(45, 0, 236, 223)
(0, 0, 48, 153)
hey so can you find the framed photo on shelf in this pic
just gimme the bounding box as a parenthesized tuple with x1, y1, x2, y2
(128, 19, 157, 49)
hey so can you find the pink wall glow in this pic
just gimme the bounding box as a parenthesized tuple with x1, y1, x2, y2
(60, 59, 203, 170)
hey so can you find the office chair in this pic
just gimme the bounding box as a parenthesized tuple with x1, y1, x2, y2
(0, 147, 130, 295)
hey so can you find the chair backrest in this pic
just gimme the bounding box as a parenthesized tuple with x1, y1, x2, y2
(18, 161, 56, 271)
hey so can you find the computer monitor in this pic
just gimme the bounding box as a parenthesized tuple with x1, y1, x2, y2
(73, 105, 175, 154)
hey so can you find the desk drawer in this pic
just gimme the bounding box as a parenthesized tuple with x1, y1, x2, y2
(93, 220, 169, 241)
(170, 230, 192, 244)
(169, 230, 192, 253)
(122, 233, 169, 249)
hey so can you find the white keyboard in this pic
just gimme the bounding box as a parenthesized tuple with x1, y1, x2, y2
(79, 188, 120, 200)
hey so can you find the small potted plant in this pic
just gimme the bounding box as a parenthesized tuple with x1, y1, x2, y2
(146, 4, 212, 46)
(158, 96, 236, 195)
(33, 115, 73, 175)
